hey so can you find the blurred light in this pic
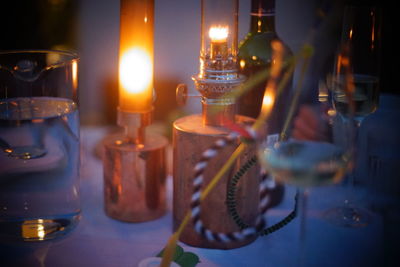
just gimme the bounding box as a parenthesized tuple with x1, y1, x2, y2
(240, 59, 245, 69)
(37, 225, 45, 240)
(119, 48, 152, 94)
(262, 90, 275, 113)
(209, 26, 229, 42)
(72, 59, 78, 90)
(327, 109, 336, 117)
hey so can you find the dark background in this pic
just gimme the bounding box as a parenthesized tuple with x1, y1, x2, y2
(0, 0, 398, 125)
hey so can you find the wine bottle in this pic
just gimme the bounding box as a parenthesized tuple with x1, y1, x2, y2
(238, 0, 293, 207)
(238, 0, 293, 131)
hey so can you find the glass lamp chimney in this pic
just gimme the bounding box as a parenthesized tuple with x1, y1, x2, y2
(194, 0, 243, 126)
(199, 0, 239, 80)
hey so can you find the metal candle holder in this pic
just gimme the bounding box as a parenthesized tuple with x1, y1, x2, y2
(103, 0, 167, 223)
(172, 0, 260, 249)
(103, 108, 167, 222)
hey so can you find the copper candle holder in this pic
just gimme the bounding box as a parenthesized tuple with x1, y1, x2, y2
(102, 0, 167, 223)
(103, 108, 168, 222)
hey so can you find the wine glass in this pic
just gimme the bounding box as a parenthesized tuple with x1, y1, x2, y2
(257, 106, 354, 266)
(324, 5, 382, 227)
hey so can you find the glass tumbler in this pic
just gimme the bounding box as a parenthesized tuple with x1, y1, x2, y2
(0, 50, 80, 241)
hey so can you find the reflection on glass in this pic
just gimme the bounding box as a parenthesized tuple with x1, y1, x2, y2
(326, 5, 382, 228)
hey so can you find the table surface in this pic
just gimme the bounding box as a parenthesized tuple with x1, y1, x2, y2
(0, 126, 394, 267)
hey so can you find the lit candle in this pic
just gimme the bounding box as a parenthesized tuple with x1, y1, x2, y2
(119, 0, 154, 112)
(261, 89, 275, 116)
(209, 25, 229, 58)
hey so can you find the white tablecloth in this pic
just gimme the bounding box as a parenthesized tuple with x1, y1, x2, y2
(0, 126, 392, 267)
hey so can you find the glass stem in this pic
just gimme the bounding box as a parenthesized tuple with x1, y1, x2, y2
(344, 174, 354, 207)
(297, 187, 309, 267)
(344, 118, 359, 206)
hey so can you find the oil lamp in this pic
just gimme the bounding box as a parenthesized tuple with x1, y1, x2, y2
(102, 0, 167, 222)
(173, 0, 260, 249)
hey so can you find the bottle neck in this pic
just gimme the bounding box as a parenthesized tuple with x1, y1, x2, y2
(250, 14, 275, 33)
(250, 0, 276, 33)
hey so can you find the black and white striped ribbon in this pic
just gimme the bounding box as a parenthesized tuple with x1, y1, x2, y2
(190, 132, 272, 243)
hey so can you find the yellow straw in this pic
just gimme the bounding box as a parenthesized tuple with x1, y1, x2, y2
(160, 40, 314, 267)
(160, 143, 246, 267)
(160, 232, 179, 267)
(201, 144, 246, 200)
(280, 44, 313, 141)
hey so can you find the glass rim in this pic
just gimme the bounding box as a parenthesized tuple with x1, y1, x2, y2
(0, 49, 79, 60)
(0, 49, 79, 72)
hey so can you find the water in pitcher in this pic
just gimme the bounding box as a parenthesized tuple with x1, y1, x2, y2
(0, 97, 80, 241)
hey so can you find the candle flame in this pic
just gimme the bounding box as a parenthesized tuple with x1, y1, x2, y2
(119, 48, 152, 94)
(261, 90, 275, 114)
(209, 26, 229, 42)
(72, 59, 78, 90)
